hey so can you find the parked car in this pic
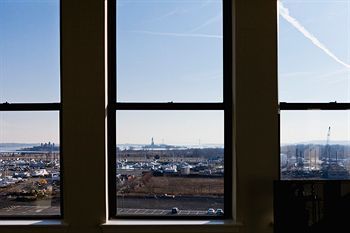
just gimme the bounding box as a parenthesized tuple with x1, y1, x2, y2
(216, 208, 224, 215)
(171, 207, 179, 214)
(207, 208, 215, 215)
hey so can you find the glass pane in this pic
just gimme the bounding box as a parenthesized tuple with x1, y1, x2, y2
(0, 0, 60, 103)
(278, 0, 350, 102)
(117, 0, 223, 102)
(0, 111, 60, 216)
(116, 111, 224, 216)
(280, 110, 350, 180)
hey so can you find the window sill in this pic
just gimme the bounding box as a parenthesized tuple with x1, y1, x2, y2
(0, 220, 64, 226)
(0, 220, 67, 233)
(101, 220, 242, 233)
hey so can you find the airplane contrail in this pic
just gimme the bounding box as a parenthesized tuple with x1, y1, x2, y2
(190, 15, 221, 33)
(279, 1, 350, 69)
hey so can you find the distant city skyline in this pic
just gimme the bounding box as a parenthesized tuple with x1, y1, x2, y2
(116, 139, 224, 146)
(116, 111, 224, 145)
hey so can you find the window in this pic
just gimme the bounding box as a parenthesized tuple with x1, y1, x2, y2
(0, 0, 282, 232)
(108, 0, 232, 219)
(278, 0, 350, 180)
(0, 0, 61, 218)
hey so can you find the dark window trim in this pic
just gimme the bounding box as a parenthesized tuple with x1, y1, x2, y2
(0, 107, 63, 220)
(0, 103, 61, 111)
(107, 0, 117, 221)
(280, 102, 350, 110)
(0, 103, 63, 220)
(114, 103, 225, 110)
(0, 0, 63, 220)
(108, 0, 232, 220)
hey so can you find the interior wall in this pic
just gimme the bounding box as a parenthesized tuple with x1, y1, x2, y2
(61, 0, 106, 232)
(235, 0, 279, 232)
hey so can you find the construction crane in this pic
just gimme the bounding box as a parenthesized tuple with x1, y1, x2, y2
(321, 126, 349, 179)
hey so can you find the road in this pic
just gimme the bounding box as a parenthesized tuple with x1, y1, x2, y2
(117, 196, 224, 211)
(117, 208, 209, 216)
(0, 205, 60, 216)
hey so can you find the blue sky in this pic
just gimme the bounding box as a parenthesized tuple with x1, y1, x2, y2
(279, 0, 350, 102)
(117, 111, 223, 145)
(0, 0, 59, 144)
(0, 111, 59, 144)
(3, 0, 348, 145)
(0, 0, 223, 144)
(116, 0, 223, 103)
(279, 0, 350, 143)
(0, 0, 60, 103)
(116, 0, 224, 145)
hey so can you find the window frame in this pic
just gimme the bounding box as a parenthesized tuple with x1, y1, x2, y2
(0, 105, 63, 220)
(277, 1, 350, 181)
(278, 102, 350, 180)
(107, 0, 233, 220)
(0, 0, 63, 219)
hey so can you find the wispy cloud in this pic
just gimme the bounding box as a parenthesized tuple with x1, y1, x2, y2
(280, 69, 348, 80)
(317, 68, 349, 81)
(189, 15, 221, 32)
(132, 30, 222, 39)
(279, 71, 314, 78)
(321, 69, 350, 85)
(200, 0, 213, 8)
(278, 1, 350, 69)
(144, 8, 180, 24)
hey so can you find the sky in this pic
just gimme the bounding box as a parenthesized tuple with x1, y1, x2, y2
(279, 0, 350, 144)
(0, 0, 59, 144)
(0, 0, 223, 145)
(0, 0, 60, 103)
(3, 0, 348, 145)
(117, 110, 224, 145)
(116, 0, 223, 103)
(115, 0, 224, 145)
(0, 111, 59, 144)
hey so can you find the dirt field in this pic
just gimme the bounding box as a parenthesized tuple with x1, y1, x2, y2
(119, 175, 224, 196)
(0, 178, 60, 215)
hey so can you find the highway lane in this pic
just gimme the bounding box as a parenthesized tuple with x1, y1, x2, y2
(0, 205, 60, 215)
(117, 208, 210, 216)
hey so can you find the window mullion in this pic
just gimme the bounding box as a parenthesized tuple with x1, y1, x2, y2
(114, 103, 225, 111)
(279, 102, 350, 110)
(0, 103, 61, 111)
